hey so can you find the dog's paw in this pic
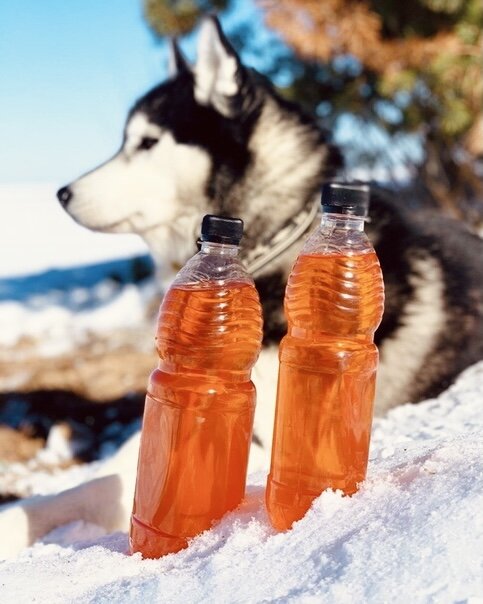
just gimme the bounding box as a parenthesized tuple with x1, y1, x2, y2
(0, 501, 31, 560)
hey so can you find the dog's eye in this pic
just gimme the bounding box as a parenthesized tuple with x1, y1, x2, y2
(138, 137, 159, 150)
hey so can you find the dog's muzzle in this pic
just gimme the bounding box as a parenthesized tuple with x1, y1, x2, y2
(57, 186, 73, 208)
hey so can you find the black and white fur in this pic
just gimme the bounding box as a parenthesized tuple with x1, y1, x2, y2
(1, 17, 482, 559)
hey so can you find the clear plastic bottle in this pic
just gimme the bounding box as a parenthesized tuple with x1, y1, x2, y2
(266, 183, 385, 531)
(130, 215, 263, 558)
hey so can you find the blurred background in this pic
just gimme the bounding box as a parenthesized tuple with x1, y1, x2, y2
(0, 0, 482, 493)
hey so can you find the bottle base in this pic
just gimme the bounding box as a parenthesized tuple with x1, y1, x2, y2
(266, 476, 360, 531)
(266, 477, 318, 531)
(130, 515, 188, 559)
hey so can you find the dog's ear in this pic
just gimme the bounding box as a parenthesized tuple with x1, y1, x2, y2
(168, 38, 190, 77)
(194, 15, 249, 117)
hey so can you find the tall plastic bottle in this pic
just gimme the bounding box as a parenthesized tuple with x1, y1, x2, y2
(266, 183, 385, 531)
(130, 215, 263, 558)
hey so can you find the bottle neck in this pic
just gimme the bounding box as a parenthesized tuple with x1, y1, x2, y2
(200, 241, 240, 256)
(320, 212, 365, 232)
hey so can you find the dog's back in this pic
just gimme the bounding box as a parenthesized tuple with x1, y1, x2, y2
(370, 189, 483, 410)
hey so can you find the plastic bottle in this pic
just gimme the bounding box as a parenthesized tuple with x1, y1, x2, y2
(266, 183, 385, 531)
(130, 215, 263, 558)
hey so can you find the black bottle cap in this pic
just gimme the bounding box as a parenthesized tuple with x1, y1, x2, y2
(321, 182, 370, 217)
(200, 214, 244, 245)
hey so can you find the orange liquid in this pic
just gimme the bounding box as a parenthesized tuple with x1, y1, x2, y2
(266, 251, 384, 530)
(130, 282, 262, 558)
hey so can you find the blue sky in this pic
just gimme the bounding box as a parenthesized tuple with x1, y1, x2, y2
(0, 1, 420, 185)
(0, 0, 264, 184)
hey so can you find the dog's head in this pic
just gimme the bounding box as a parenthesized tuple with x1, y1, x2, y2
(58, 16, 341, 281)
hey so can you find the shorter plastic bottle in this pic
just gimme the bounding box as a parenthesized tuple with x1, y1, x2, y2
(130, 215, 263, 558)
(266, 183, 385, 531)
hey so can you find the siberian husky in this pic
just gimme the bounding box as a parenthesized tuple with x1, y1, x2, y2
(1, 16, 481, 559)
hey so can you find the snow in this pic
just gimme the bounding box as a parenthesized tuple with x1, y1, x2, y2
(0, 282, 153, 354)
(0, 183, 156, 366)
(0, 280, 156, 358)
(1, 362, 483, 603)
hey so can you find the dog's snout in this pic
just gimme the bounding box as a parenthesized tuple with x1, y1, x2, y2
(57, 186, 73, 208)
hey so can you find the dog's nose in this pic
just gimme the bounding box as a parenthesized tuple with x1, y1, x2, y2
(57, 186, 73, 208)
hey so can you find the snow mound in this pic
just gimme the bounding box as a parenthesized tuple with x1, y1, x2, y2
(1, 362, 483, 602)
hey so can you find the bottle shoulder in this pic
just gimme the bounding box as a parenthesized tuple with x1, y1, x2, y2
(172, 251, 254, 288)
(301, 224, 375, 257)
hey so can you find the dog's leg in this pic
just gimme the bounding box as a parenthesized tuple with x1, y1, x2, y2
(250, 345, 279, 471)
(0, 432, 140, 560)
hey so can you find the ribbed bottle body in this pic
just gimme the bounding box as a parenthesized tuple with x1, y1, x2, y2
(284, 252, 384, 338)
(131, 267, 263, 558)
(267, 246, 384, 531)
(156, 282, 263, 375)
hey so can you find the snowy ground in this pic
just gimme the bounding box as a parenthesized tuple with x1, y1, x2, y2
(0, 184, 157, 401)
(0, 362, 481, 602)
(1, 185, 483, 602)
(0, 183, 153, 354)
(0, 183, 153, 475)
